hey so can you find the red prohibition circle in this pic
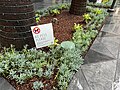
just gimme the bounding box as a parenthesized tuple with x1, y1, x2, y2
(33, 27, 40, 34)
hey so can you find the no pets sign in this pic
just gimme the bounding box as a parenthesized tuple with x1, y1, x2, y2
(31, 23, 54, 48)
(96, 0, 102, 3)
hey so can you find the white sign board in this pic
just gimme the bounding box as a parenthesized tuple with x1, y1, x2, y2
(96, 0, 102, 3)
(31, 23, 54, 48)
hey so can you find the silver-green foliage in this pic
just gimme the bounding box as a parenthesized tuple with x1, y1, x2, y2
(61, 41, 75, 50)
(33, 81, 44, 90)
(73, 24, 98, 52)
(58, 49, 83, 89)
(50, 46, 84, 90)
(0, 46, 53, 84)
(36, 3, 70, 17)
(87, 1, 112, 8)
(0, 45, 84, 89)
(0, 4, 109, 90)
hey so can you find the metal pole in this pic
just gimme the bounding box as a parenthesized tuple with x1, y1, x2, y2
(108, 0, 117, 12)
(110, 0, 117, 9)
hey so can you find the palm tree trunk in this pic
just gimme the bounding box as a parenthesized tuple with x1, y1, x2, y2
(0, 0, 36, 50)
(69, 0, 87, 15)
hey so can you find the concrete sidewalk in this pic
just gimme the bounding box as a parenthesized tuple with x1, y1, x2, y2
(68, 1, 120, 90)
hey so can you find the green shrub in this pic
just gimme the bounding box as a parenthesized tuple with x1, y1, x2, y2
(83, 13, 92, 23)
(33, 81, 44, 90)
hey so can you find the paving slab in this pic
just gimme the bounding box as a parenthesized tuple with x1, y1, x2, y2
(0, 77, 15, 90)
(112, 78, 120, 90)
(68, 68, 90, 90)
(82, 60, 117, 90)
(97, 36, 120, 58)
(84, 36, 116, 64)
(90, 40, 115, 59)
(113, 59, 120, 90)
(98, 36, 120, 45)
(101, 24, 120, 36)
(84, 49, 115, 64)
(115, 45, 120, 80)
(105, 15, 113, 24)
(98, 31, 119, 37)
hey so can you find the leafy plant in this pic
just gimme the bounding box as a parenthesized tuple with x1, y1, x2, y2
(83, 13, 92, 23)
(61, 41, 75, 50)
(33, 81, 44, 90)
(0, 46, 53, 84)
(73, 23, 83, 31)
(36, 3, 70, 17)
(44, 64, 54, 78)
(59, 4, 69, 10)
(73, 22, 98, 52)
(87, 1, 112, 8)
(50, 9, 60, 16)
(49, 44, 83, 90)
(49, 38, 59, 48)
(93, 8, 103, 15)
(57, 48, 83, 90)
(102, 0, 109, 4)
(36, 68, 43, 78)
(35, 13, 40, 23)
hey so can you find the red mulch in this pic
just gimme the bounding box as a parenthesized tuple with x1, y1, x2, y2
(7, 68, 58, 90)
(40, 10, 84, 43)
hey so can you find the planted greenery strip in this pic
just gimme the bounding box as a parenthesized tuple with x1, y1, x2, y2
(84, 19, 95, 29)
(87, 2, 112, 8)
(36, 3, 70, 16)
(37, 4, 108, 89)
(72, 7, 108, 53)
(0, 3, 109, 90)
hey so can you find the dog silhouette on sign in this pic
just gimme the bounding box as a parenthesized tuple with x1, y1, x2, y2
(33, 27, 40, 34)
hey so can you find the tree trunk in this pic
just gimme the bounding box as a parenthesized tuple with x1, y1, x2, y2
(69, 0, 87, 15)
(0, 0, 36, 50)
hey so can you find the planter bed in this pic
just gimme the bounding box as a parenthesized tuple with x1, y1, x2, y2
(0, 4, 109, 90)
(87, 1, 112, 8)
